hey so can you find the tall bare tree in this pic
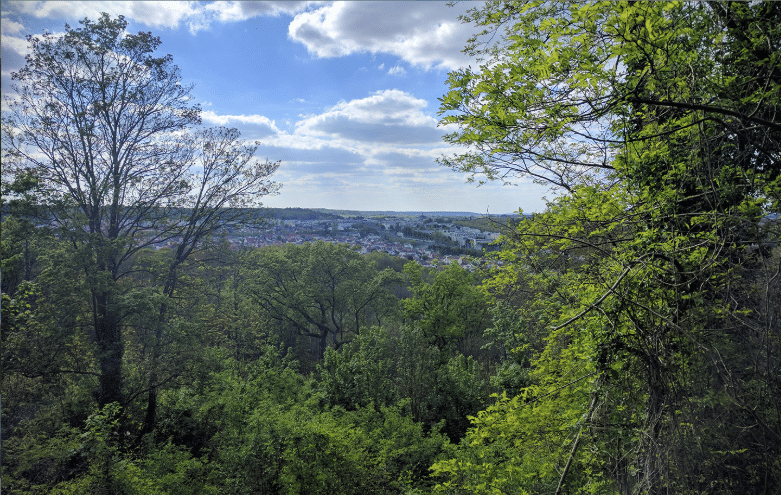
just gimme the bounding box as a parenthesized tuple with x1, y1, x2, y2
(2, 14, 279, 410)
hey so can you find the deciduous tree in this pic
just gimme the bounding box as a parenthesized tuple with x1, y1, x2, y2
(403, 261, 490, 354)
(2, 14, 279, 413)
(247, 241, 403, 360)
(434, 1, 781, 493)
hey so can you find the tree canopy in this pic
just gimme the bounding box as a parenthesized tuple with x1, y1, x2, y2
(439, 1, 780, 196)
(433, 1, 781, 493)
(3, 5, 780, 495)
(246, 241, 404, 360)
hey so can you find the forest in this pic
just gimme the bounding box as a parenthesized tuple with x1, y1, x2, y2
(2, 2, 780, 494)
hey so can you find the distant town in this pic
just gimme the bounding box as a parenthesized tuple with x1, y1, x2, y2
(158, 207, 524, 268)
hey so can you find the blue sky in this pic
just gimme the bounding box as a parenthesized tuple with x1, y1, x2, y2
(1, 1, 549, 213)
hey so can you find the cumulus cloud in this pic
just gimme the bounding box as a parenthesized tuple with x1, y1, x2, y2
(201, 110, 281, 138)
(226, 1, 317, 19)
(197, 1, 318, 30)
(248, 90, 455, 206)
(4, 1, 317, 34)
(1, 23, 39, 96)
(286, 161, 367, 176)
(387, 65, 406, 76)
(371, 151, 438, 171)
(295, 89, 444, 145)
(308, 117, 443, 145)
(1, 16, 40, 64)
(8, 2, 200, 30)
(254, 144, 365, 165)
(1, 32, 32, 59)
(1, 19, 25, 36)
(288, 1, 474, 71)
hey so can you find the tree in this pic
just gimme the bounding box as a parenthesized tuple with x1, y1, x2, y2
(403, 261, 490, 354)
(1, 171, 49, 296)
(247, 241, 404, 361)
(2, 14, 279, 411)
(317, 324, 489, 443)
(191, 349, 451, 494)
(434, 2, 781, 493)
(318, 326, 399, 411)
(139, 126, 279, 437)
(440, 2, 780, 194)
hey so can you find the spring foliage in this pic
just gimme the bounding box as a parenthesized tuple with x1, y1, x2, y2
(3, 4, 780, 494)
(432, 1, 781, 493)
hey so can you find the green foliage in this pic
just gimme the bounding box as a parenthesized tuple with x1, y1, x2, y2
(364, 250, 411, 274)
(140, 442, 217, 495)
(318, 326, 398, 410)
(3, 225, 474, 493)
(247, 241, 404, 361)
(317, 324, 490, 443)
(333, 404, 454, 493)
(263, 207, 344, 221)
(186, 347, 450, 494)
(432, 354, 488, 442)
(403, 262, 490, 352)
(484, 303, 533, 354)
(2, 424, 83, 494)
(3, 403, 197, 495)
(1, 230, 97, 479)
(55, 403, 145, 495)
(277, 413, 370, 495)
(433, 1, 781, 493)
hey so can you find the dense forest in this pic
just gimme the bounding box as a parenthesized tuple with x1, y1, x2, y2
(2, 2, 780, 494)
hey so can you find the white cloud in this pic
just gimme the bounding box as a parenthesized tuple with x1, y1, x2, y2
(201, 110, 281, 137)
(387, 65, 405, 76)
(1, 33, 33, 58)
(303, 89, 435, 128)
(9, 2, 200, 30)
(294, 89, 443, 145)
(216, 1, 317, 20)
(194, 2, 317, 32)
(288, 1, 475, 71)
(236, 90, 456, 195)
(4, 1, 318, 34)
(1, 28, 49, 95)
(1, 19, 25, 35)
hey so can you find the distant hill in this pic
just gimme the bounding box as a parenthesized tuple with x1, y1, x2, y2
(259, 207, 344, 221)
(2, 203, 525, 223)
(310, 209, 511, 218)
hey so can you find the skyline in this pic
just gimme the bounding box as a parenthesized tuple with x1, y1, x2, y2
(1, 1, 551, 214)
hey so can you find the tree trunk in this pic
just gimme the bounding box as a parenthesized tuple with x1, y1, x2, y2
(319, 330, 328, 361)
(95, 292, 123, 408)
(139, 267, 176, 438)
(639, 349, 666, 495)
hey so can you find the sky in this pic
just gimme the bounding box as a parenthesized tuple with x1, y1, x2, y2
(1, 1, 551, 214)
